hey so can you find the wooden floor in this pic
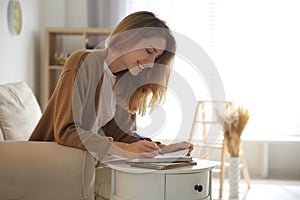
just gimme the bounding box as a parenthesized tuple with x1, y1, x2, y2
(211, 178, 300, 200)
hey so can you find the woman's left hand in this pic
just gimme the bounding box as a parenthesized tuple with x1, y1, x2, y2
(159, 142, 194, 156)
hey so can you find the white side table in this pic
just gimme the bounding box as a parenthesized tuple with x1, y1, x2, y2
(108, 158, 215, 200)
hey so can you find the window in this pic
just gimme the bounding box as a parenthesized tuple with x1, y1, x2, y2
(126, 0, 300, 140)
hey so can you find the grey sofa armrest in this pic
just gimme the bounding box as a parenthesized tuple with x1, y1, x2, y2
(0, 141, 95, 200)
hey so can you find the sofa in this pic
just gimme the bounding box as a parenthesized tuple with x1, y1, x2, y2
(0, 82, 96, 200)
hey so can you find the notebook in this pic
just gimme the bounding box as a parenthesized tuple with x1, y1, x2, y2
(129, 160, 197, 170)
(128, 156, 192, 163)
(102, 149, 191, 167)
(128, 149, 191, 163)
(127, 149, 196, 170)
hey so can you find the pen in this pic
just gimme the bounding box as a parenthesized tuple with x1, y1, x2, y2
(131, 131, 164, 156)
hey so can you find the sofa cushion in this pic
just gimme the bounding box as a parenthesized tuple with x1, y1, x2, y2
(0, 141, 95, 200)
(0, 82, 41, 141)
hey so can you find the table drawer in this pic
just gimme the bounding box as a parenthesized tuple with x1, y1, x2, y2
(115, 171, 164, 200)
(165, 171, 210, 200)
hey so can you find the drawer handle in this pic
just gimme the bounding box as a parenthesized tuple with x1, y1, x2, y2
(194, 184, 203, 192)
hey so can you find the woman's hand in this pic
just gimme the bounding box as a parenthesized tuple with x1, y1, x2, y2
(160, 142, 194, 156)
(109, 140, 161, 159)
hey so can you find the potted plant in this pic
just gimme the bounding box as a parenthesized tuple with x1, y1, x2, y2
(220, 103, 249, 199)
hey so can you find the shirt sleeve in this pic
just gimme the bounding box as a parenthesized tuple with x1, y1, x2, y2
(101, 103, 138, 143)
(52, 50, 113, 161)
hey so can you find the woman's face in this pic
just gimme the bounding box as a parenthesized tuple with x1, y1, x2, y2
(112, 36, 166, 76)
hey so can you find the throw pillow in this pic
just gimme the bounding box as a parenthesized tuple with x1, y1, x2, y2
(0, 82, 42, 140)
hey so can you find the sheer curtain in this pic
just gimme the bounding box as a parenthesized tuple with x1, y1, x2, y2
(87, 0, 127, 28)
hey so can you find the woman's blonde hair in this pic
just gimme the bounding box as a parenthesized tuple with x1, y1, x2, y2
(107, 11, 176, 115)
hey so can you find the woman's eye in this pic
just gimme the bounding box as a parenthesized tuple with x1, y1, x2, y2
(146, 48, 153, 54)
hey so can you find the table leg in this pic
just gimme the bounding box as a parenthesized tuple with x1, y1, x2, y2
(110, 169, 116, 200)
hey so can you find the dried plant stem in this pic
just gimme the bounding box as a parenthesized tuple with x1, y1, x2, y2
(224, 106, 249, 157)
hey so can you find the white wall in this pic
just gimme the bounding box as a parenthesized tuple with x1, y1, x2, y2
(0, 0, 86, 105)
(0, 0, 69, 105)
(243, 141, 300, 179)
(0, 0, 42, 97)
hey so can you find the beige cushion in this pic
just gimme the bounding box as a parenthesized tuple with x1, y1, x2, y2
(0, 82, 41, 141)
(0, 141, 95, 200)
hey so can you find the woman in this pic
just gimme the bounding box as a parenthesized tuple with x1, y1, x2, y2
(29, 11, 193, 161)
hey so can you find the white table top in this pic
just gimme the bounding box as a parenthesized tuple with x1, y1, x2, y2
(107, 158, 216, 174)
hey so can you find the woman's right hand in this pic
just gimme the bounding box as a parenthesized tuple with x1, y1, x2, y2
(108, 140, 161, 159)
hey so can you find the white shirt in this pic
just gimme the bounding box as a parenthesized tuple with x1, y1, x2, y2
(92, 61, 117, 134)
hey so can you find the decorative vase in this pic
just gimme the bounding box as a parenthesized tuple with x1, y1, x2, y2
(229, 156, 240, 199)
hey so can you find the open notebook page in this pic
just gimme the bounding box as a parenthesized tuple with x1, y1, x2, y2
(102, 149, 190, 163)
(128, 149, 191, 163)
(154, 149, 189, 158)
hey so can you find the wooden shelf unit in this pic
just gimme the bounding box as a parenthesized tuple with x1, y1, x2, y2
(44, 27, 111, 108)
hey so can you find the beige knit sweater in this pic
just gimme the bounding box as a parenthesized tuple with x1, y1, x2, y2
(29, 49, 139, 160)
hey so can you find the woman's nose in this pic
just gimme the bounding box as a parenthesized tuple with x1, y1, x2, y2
(147, 55, 156, 68)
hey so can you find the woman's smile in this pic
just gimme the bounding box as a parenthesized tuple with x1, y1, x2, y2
(137, 62, 145, 70)
(108, 36, 166, 76)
